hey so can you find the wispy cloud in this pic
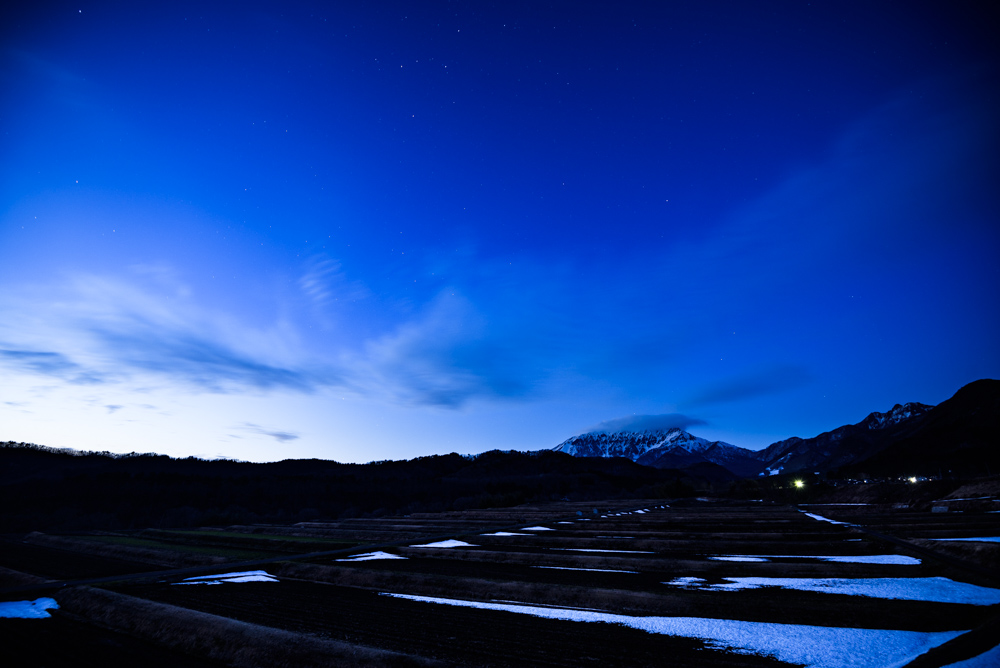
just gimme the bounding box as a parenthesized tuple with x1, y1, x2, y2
(0, 273, 337, 396)
(685, 366, 813, 407)
(357, 291, 543, 407)
(298, 254, 369, 309)
(0, 349, 106, 385)
(241, 422, 299, 442)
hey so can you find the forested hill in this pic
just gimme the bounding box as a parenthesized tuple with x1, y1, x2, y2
(0, 443, 725, 532)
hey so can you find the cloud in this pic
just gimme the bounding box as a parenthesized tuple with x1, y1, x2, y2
(91, 326, 326, 393)
(0, 273, 343, 396)
(299, 254, 369, 308)
(685, 365, 812, 407)
(358, 291, 539, 407)
(241, 423, 299, 443)
(105, 404, 123, 414)
(585, 413, 707, 434)
(0, 348, 106, 385)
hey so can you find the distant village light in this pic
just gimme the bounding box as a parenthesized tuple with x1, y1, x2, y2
(909, 477, 917, 483)
(793, 479, 805, 489)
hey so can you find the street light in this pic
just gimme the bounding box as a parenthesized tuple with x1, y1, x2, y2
(793, 479, 805, 489)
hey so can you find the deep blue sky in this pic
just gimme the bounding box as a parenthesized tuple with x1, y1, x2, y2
(1, 1, 997, 462)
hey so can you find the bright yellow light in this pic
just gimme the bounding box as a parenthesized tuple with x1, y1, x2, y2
(793, 479, 805, 489)
(909, 477, 917, 483)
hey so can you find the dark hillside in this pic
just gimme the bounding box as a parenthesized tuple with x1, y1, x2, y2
(841, 379, 1000, 478)
(0, 444, 714, 532)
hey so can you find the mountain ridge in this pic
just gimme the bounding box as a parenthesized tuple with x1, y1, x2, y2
(554, 380, 998, 478)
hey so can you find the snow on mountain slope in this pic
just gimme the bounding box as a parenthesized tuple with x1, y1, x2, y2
(554, 428, 762, 477)
(859, 403, 933, 430)
(554, 399, 938, 478)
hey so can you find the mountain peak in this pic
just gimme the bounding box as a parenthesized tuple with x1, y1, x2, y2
(553, 426, 762, 476)
(859, 402, 933, 430)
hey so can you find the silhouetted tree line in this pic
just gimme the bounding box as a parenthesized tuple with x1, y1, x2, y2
(0, 443, 723, 531)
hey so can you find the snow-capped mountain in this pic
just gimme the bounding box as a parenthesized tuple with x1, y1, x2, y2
(553, 427, 763, 477)
(554, 396, 950, 478)
(859, 403, 932, 430)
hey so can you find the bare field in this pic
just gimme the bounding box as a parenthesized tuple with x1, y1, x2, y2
(2, 500, 999, 667)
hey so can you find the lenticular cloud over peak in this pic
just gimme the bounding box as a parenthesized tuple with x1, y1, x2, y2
(586, 413, 707, 435)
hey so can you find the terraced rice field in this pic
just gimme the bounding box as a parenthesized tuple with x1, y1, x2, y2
(2, 500, 999, 667)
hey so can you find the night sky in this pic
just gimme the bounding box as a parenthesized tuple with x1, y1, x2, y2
(1, 2, 997, 462)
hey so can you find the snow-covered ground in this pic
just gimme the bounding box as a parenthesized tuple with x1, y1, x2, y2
(409, 539, 477, 548)
(708, 555, 921, 565)
(801, 512, 852, 525)
(173, 570, 278, 585)
(661, 576, 1000, 605)
(0, 597, 59, 618)
(940, 643, 1000, 667)
(549, 548, 655, 554)
(927, 537, 1000, 543)
(380, 592, 964, 668)
(336, 551, 407, 561)
(481, 531, 529, 536)
(521, 526, 555, 531)
(534, 566, 638, 573)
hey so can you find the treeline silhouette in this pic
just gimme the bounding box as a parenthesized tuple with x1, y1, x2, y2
(0, 443, 727, 531)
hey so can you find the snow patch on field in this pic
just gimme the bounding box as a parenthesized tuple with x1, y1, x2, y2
(174, 570, 278, 585)
(535, 566, 638, 573)
(927, 537, 1000, 543)
(662, 576, 1000, 604)
(801, 512, 851, 525)
(0, 598, 59, 618)
(549, 548, 655, 554)
(481, 532, 529, 536)
(336, 551, 407, 562)
(940, 643, 1000, 667)
(522, 526, 555, 531)
(709, 555, 920, 565)
(380, 592, 964, 668)
(410, 539, 476, 548)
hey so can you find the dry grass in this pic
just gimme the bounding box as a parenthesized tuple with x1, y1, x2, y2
(942, 480, 1000, 500)
(276, 561, 689, 617)
(0, 565, 49, 588)
(24, 532, 228, 568)
(56, 586, 442, 667)
(910, 538, 1000, 571)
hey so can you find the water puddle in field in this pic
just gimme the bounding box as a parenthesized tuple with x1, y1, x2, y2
(173, 570, 278, 585)
(708, 555, 921, 565)
(336, 551, 407, 562)
(380, 592, 964, 668)
(409, 539, 477, 548)
(661, 576, 1000, 605)
(0, 598, 59, 618)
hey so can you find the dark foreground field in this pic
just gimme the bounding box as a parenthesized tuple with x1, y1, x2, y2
(2, 499, 999, 667)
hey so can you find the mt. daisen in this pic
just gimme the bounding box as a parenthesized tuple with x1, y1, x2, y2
(553, 380, 999, 480)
